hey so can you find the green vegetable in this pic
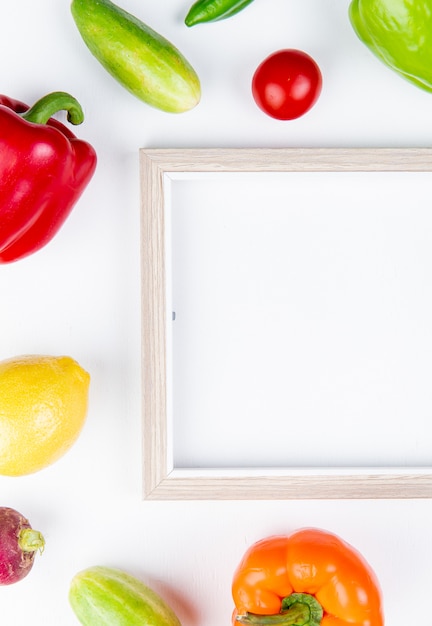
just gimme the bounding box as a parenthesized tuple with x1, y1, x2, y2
(69, 566, 182, 626)
(349, 0, 432, 92)
(185, 0, 255, 26)
(70, 0, 201, 113)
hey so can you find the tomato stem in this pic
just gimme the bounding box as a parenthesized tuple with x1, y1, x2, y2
(18, 529, 45, 554)
(236, 593, 323, 626)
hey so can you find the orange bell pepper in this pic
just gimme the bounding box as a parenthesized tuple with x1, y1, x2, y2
(231, 528, 383, 626)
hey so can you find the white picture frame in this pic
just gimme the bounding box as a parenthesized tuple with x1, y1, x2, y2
(140, 147, 432, 500)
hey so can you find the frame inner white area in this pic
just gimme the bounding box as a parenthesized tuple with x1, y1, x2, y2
(166, 171, 432, 470)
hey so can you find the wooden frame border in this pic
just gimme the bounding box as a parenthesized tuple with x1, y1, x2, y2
(140, 147, 432, 500)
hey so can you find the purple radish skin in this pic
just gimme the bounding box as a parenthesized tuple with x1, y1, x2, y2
(0, 507, 45, 584)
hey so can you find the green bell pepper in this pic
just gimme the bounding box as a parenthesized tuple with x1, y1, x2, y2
(349, 0, 432, 92)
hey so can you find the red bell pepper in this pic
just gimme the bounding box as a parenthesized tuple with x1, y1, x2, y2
(0, 91, 97, 263)
(232, 528, 384, 626)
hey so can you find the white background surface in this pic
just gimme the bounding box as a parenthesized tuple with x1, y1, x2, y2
(170, 172, 432, 469)
(0, 1, 431, 624)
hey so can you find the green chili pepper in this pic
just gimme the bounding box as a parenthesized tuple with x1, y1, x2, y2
(349, 0, 432, 92)
(185, 0, 255, 26)
(71, 0, 201, 113)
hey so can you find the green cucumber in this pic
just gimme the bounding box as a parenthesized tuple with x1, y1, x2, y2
(69, 566, 182, 625)
(70, 0, 201, 113)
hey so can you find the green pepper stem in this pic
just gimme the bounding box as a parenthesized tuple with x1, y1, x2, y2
(21, 91, 85, 126)
(236, 593, 323, 626)
(18, 529, 45, 554)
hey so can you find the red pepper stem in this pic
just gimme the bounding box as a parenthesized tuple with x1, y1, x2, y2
(18, 529, 46, 555)
(236, 593, 323, 626)
(20, 91, 85, 126)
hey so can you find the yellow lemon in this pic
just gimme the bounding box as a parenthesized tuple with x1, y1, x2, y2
(0, 355, 90, 476)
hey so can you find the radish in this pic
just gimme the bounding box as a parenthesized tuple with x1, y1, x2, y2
(0, 507, 45, 584)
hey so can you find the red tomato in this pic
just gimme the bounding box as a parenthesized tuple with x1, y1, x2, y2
(252, 49, 322, 120)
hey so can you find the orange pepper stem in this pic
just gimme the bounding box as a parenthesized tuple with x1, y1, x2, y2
(236, 593, 323, 626)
